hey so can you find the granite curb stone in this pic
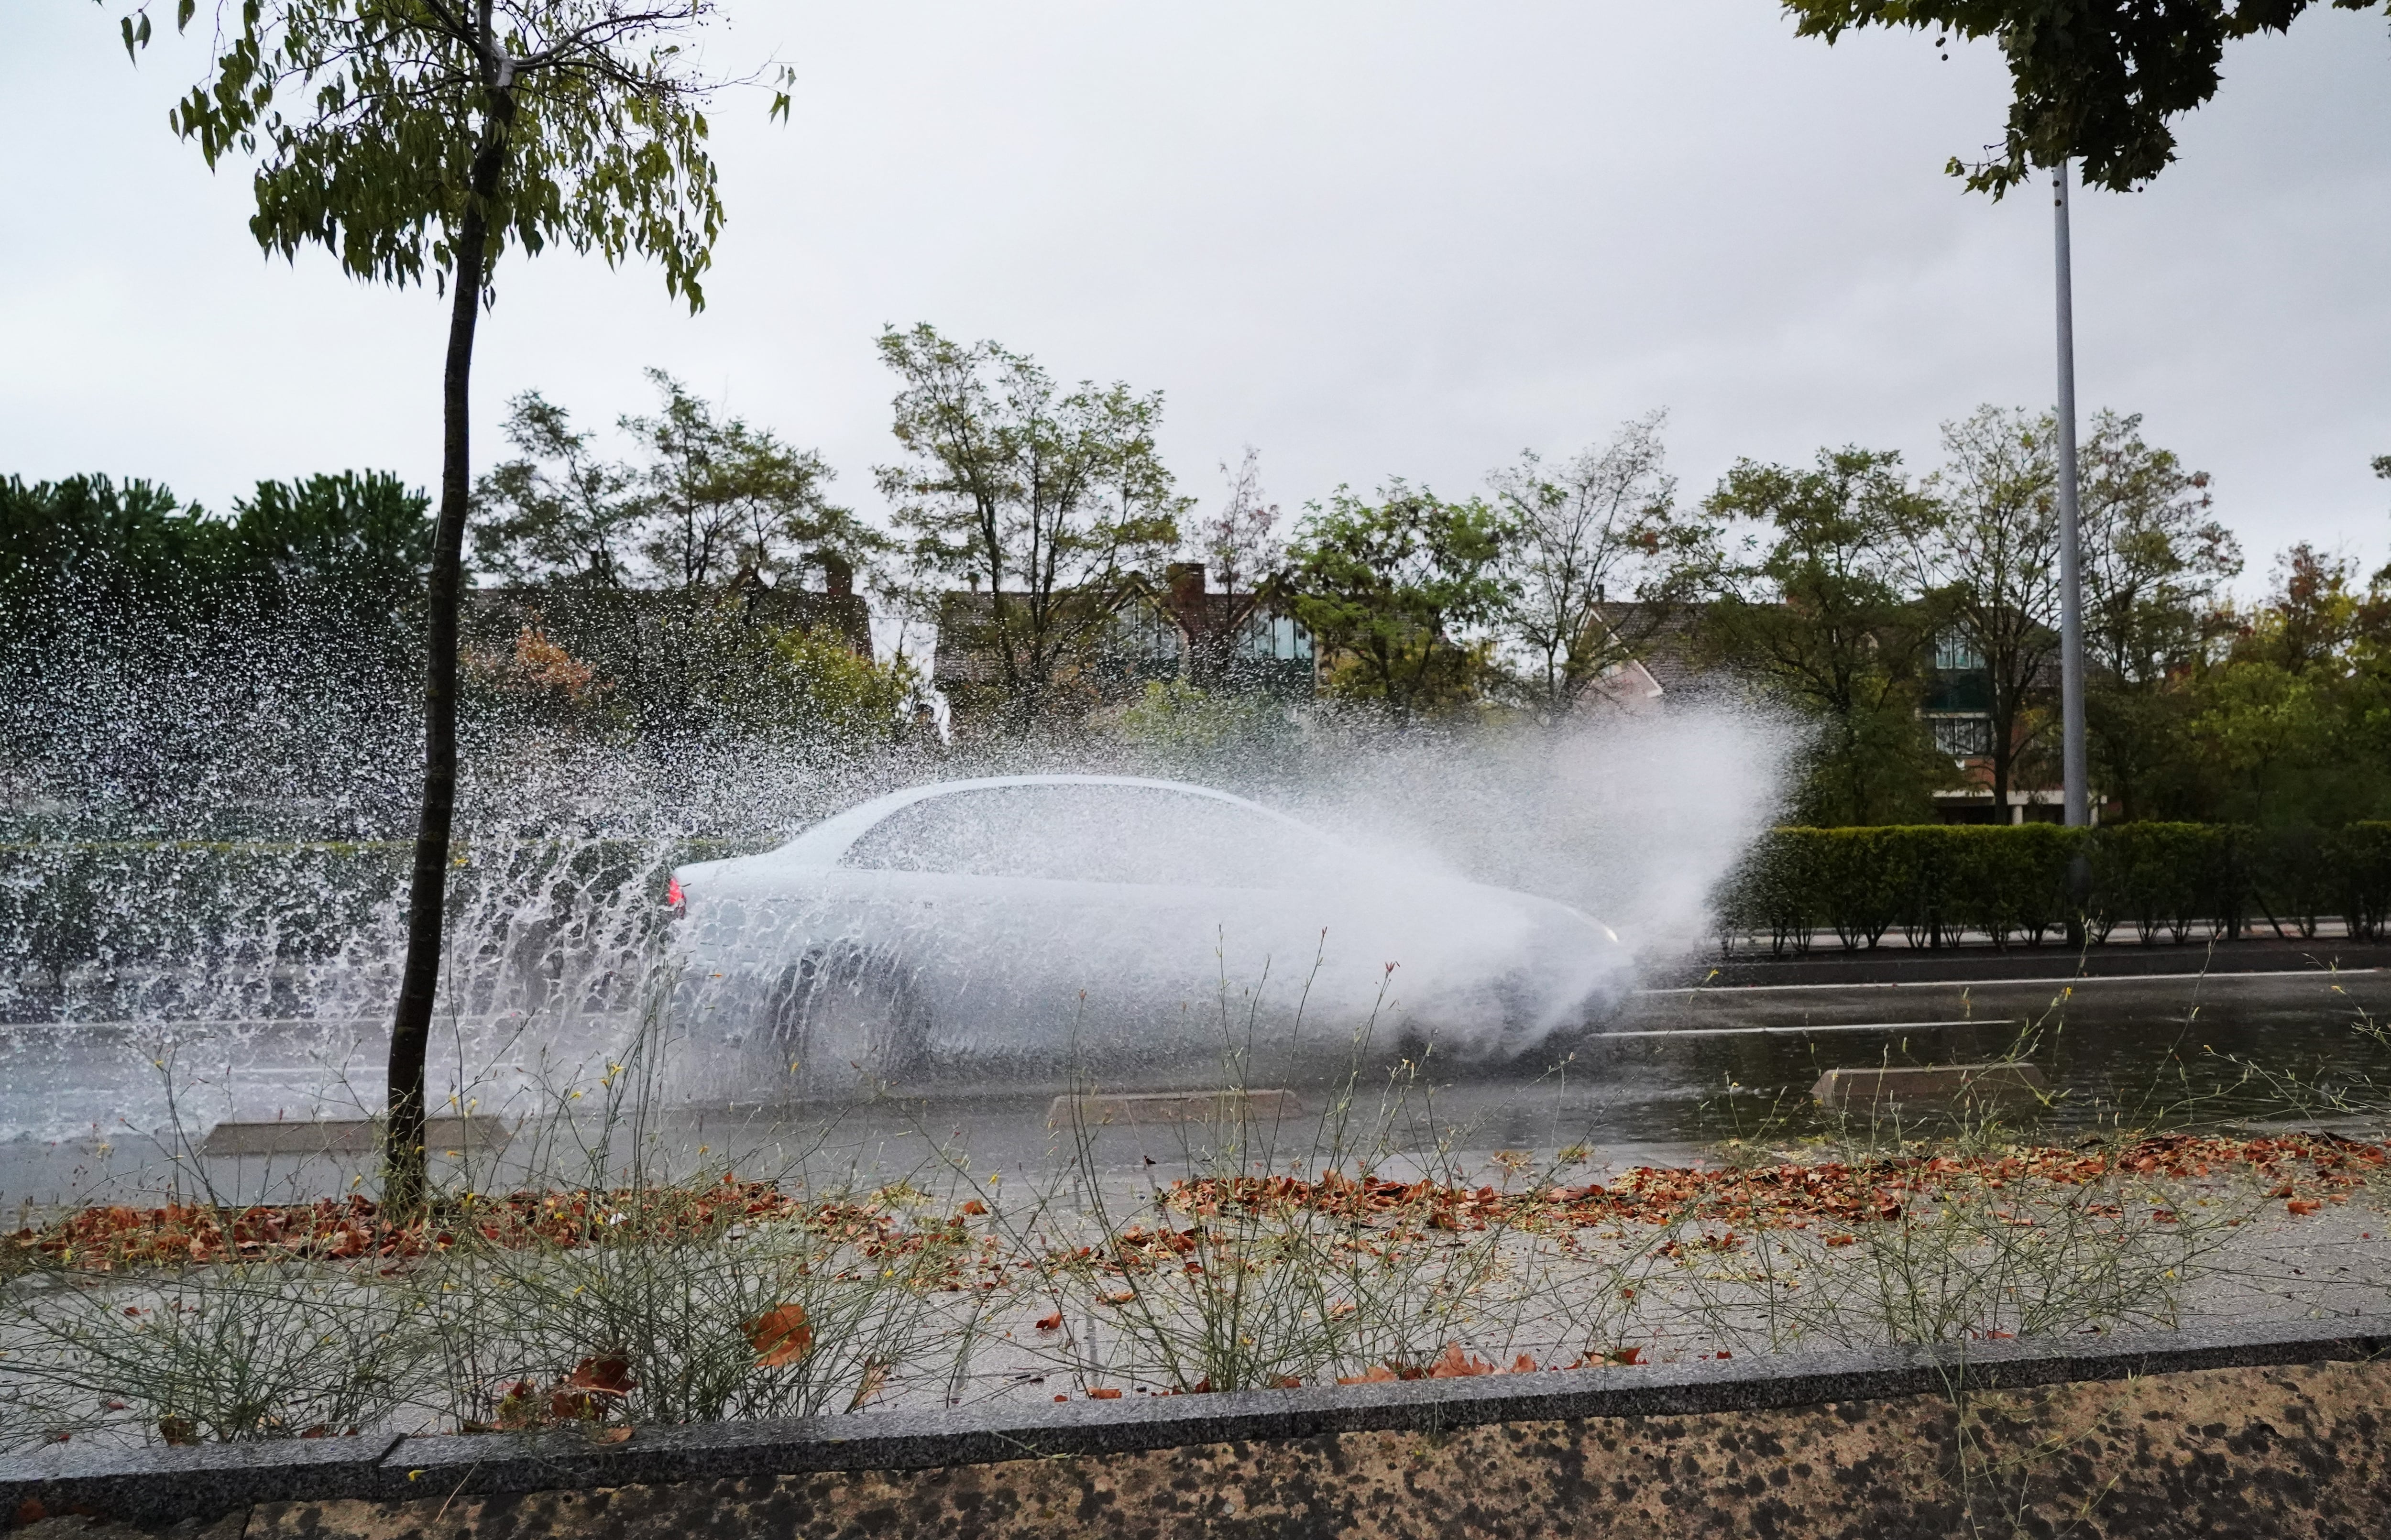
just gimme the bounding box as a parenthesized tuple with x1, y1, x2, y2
(8, 1313, 2390, 1524)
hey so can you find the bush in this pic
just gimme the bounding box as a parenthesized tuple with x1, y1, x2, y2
(1719, 822, 2391, 953)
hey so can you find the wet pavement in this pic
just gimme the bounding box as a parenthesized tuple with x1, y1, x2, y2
(6, 963, 2388, 1214)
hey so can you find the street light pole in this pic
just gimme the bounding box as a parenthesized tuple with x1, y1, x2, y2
(2053, 159, 2089, 828)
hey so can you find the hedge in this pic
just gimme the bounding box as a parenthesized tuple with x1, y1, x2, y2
(1717, 822, 2391, 954)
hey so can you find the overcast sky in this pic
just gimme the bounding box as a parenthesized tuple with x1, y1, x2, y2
(7, 1, 2388, 586)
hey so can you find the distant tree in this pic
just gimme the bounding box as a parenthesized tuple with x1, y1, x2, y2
(1896, 405, 2067, 818)
(1284, 483, 1512, 716)
(2073, 414, 2239, 820)
(624, 372, 869, 591)
(1, 471, 431, 615)
(1693, 448, 1945, 825)
(1485, 411, 1700, 717)
(1192, 447, 1284, 601)
(1780, 0, 2386, 196)
(2186, 545, 2391, 823)
(478, 372, 872, 592)
(0, 475, 216, 607)
(875, 324, 1185, 729)
(119, 0, 781, 1209)
(230, 471, 433, 605)
(472, 392, 641, 586)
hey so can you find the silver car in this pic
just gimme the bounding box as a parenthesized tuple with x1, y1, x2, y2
(668, 775, 1630, 1096)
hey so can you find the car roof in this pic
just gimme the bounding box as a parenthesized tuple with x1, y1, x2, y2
(768, 774, 1305, 868)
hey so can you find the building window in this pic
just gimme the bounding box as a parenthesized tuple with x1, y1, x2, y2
(1232, 611, 1312, 663)
(1928, 713, 1993, 758)
(1933, 632, 1984, 673)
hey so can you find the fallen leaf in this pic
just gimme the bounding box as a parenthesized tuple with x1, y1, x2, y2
(958, 1199, 987, 1216)
(746, 1304, 814, 1368)
(1338, 1365, 1401, 1386)
(2289, 1199, 2322, 1217)
(1087, 1387, 1121, 1399)
(1035, 1311, 1063, 1332)
(1272, 1375, 1302, 1389)
(1426, 1344, 1497, 1378)
(592, 1427, 634, 1445)
(1608, 1346, 1644, 1366)
(159, 1418, 199, 1446)
(550, 1355, 637, 1421)
(1100, 1289, 1135, 1306)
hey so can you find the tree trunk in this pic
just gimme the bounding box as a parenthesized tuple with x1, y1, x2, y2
(385, 112, 508, 1214)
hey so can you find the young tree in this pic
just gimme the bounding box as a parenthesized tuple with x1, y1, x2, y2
(121, 0, 782, 1209)
(2074, 413, 2240, 819)
(1693, 448, 1944, 825)
(624, 371, 864, 591)
(478, 373, 872, 591)
(1485, 411, 1697, 717)
(1284, 483, 1512, 716)
(472, 392, 641, 586)
(1193, 447, 1284, 601)
(875, 324, 1185, 729)
(1900, 406, 2064, 817)
(1782, 0, 2386, 195)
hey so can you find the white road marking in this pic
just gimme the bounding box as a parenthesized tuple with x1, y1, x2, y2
(1587, 1018, 2012, 1040)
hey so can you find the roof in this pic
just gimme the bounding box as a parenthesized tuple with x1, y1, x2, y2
(1590, 601, 1709, 697)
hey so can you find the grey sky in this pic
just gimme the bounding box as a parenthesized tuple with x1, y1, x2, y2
(6, 0, 2387, 585)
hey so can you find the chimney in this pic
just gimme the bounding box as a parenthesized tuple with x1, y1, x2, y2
(818, 552, 854, 600)
(1165, 561, 1206, 621)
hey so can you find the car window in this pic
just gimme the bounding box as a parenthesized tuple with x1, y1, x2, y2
(838, 785, 1341, 886)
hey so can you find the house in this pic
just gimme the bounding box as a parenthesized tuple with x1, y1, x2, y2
(931, 562, 1314, 726)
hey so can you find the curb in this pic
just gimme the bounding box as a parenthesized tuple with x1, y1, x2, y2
(8, 1313, 2391, 1525)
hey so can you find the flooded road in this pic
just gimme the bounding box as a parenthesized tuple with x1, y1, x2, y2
(6, 964, 2388, 1212)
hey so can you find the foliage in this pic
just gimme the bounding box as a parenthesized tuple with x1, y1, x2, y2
(476, 373, 880, 591)
(1781, 0, 2388, 196)
(1718, 821, 2391, 952)
(1191, 447, 1285, 599)
(1485, 412, 1703, 716)
(1111, 679, 1284, 756)
(1689, 447, 1946, 824)
(1902, 405, 2062, 812)
(1285, 482, 1511, 715)
(0, 470, 429, 615)
(875, 323, 1185, 727)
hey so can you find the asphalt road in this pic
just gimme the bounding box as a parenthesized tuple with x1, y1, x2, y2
(6, 964, 2387, 1214)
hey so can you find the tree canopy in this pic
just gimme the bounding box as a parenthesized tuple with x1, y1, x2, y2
(1781, 0, 2388, 194)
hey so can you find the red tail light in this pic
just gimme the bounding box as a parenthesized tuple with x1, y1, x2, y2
(665, 875, 686, 916)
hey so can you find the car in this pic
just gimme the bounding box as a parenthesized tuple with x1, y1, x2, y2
(666, 774, 1631, 1096)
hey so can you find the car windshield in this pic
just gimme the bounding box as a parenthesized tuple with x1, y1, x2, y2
(838, 784, 1346, 887)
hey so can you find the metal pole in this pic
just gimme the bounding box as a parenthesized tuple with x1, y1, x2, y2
(2053, 159, 2089, 828)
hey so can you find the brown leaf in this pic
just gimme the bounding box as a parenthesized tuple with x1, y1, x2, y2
(1086, 1387, 1121, 1399)
(1337, 1365, 1400, 1385)
(591, 1426, 633, 1445)
(958, 1199, 987, 1216)
(159, 1417, 199, 1446)
(1034, 1311, 1063, 1332)
(1426, 1344, 1497, 1378)
(746, 1304, 814, 1368)
(2289, 1198, 2322, 1216)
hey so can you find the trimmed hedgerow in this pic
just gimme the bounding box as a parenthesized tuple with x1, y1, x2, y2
(1719, 822, 2391, 954)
